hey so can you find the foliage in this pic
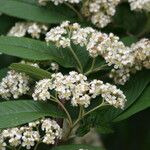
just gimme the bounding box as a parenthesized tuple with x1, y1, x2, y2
(0, 0, 149, 150)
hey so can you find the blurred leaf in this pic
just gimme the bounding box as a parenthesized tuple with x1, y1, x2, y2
(114, 85, 150, 122)
(52, 144, 104, 150)
(0, 0, 77, 24)
(114, 3, 147, 34)
(0, 100, 66, 129)
(121, 36, 138, 46)
(96, 125, 114, 134)
(10, 63, 51, 80)
(0, 14, 18, 35)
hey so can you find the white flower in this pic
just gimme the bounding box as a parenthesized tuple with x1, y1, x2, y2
(100, 83, 126, 109)
(110, 38, 150, 85)
(0, 70, 30, 99)
(128, 0, 150, 11)
(7, 22, 27, 37)
(41, 118, 62, 144)
(2, 128, 22, 147)
(131, 38, 150, 69)
(82, 0, 120, 28)
(32, 79, 53, 101)
(0, 118, 62, 149)
(51, 62, 59, 71)
(89, 80, 126, 109)
(8, 22, 48, 38)
(45, 25, 71, 48)
(0, 136, 6, 150)
(33, 71, 126, 109)
(71, 27, 95, 46)
(27, 23, 41, 39)
(22, 130, 40, 149)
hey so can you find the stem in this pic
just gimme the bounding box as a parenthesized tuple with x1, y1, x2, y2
(78, 106, 83, 119)
(64, 2, 83, 21)
(68, 46, 83, 73)
(63, 102, 107, 141)
(73, 102, 107, 128)
(50, 95, 73, 127)
(34, 141, 41, 150)
(83, 102, 107, 117)
(85, 64, 108, 76)
(84, 58, 95, 75)
(63, 106, 83, 141)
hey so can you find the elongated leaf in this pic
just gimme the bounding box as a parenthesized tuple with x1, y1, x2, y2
(114, 85, 150, 122)
(0, 36, 90, 70)
(52, 144, 104, 150)
(0, 0, 76, 23)
(10, 63, 51, 80)
(0, 36, 55, 60)
(0, 100, 66, 129)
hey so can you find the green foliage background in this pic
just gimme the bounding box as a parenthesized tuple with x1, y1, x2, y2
(0, 0, 149, 150)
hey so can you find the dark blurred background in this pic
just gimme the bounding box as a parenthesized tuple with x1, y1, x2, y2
(102, 108, 150, 150)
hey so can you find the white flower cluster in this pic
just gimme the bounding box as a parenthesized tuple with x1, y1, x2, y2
(45, 22, 72, 48)
(0, 61, 39, 99)
(82, 0, 120, 28)
(131, 38, 150, 69)
(0, 70, 29, 99)
(33, 71, 126, 109)
(8, 22, 48, 39)
(46, 21, 133, 69)
(38, 0, 81, 6)
(46, 22, 150, 85)
(110, 38, 150, 84)
(0, 118, 62, 150)
(41, 118, 62, 144)
(128, 0, 150, 11)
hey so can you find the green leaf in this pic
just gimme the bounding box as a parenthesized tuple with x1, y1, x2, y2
(0, 36, 54, 60)
(0, 36, 90, 71)
(121, 36, 138, 46)
(52, 144, 104, 150)
(114, 85, 150, 122)
(0, 100, 66, 129)
(0, 0, 76, 24)
(10, 63, 51, 80)
(96, 125, 114, 134)
(114, 3, 147, 34)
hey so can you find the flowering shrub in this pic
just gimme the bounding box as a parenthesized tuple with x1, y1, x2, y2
(0, 0, 149, 150)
